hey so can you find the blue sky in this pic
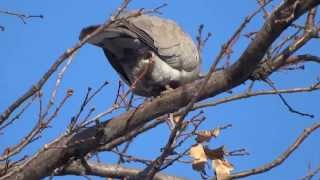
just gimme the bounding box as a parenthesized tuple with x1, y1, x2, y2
(1, 0, 320, 179)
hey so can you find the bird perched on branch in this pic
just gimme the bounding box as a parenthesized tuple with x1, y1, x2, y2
(79, 11, 201, 97)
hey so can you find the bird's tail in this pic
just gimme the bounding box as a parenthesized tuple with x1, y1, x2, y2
(79, 23, 140, 46)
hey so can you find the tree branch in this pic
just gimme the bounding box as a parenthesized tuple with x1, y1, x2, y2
(301, 164, 320, 180)
(193, 81, 320, 110)
(0, 9, 43, 24)
(230, 123, 320, 179)
(251, 11, 319, 80)
(57, 161, 185, 180)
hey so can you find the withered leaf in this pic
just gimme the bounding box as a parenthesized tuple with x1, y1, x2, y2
(212, 159, 234, 180)
(205, 145, 225, 160)
(189, 143, 208, 172)
(195, 128, 220, 143)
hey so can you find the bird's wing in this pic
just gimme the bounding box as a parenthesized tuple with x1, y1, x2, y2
(116, 19, 158, 53)
(128, 14, 200, 72)
(79, 25, 134, 85)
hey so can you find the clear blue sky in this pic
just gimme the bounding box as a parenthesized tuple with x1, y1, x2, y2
(1, 0, 320, 179)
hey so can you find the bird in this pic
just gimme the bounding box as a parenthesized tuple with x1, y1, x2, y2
(79, 11, 201, 97)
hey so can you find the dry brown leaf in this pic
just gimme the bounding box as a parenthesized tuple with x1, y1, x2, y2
(205, 146, 225, 160)
(211, 128, 220, 137)
(212, 159, 234, 180)
(195, 131, 212, 142)
(195, 128, 220, 143)
(189, 144, 208, 171)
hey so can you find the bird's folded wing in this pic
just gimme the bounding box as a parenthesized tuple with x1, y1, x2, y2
(125, 14, 200, 72)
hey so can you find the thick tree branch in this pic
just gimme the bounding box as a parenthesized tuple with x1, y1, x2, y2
(283, 54, 320, 65)
(57, 161, 185, 180)
(1, 0, 319, 179)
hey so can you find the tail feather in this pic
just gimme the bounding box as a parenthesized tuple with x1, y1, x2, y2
(79, 24, 139, 45)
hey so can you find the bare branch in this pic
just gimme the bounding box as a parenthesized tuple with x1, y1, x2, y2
(301, 164, 320, 180)
(284, 54, 320, 65)
(264, 79, 314, 118)
(0, 47, 76, 126)
(57, 161, 185, 180)
(0, 95, 36, 131)
(0, 90, 73, 161)
(69, 80, 109, 131)
(98, 117, 165, 151)
(111, 150, 152, 165)
(196, 24, 212, 54)
(40, 53, 76, 122)
(230, 123, 320, 179)
(257, 0, 270, 18)
(193, 81, 320, 110)
(305, 8, 317, 32)
(251, 16, 319, 80)
(0, 9, 43, 24)
(49, 54, 75, 107)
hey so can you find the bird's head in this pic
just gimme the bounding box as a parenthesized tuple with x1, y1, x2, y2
(79, 25, 100, 41)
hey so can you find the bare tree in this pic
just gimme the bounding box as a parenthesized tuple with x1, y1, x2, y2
(1, 0, 320, 179)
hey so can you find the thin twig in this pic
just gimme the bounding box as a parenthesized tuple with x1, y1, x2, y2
(193, 82, 320, 110)
(40, 53, 76, 124)
(112, 150, 152, 166)
(117, 140, 133, 164)
(80, 105, 119, 128)
(69, 80, 109, 131)
(0, 95, 36, 131)
(264, 79, 314, 118)
(301, 164, 320, 180)
(230, 123, 320, 179)
(50, 54, 75, 106)
(98, 118, 166, 151)
(0, 90, 73, 161)
(0, 9, 43, 24)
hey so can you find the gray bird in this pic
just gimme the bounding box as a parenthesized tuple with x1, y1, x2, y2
(79, 11, 200, 97)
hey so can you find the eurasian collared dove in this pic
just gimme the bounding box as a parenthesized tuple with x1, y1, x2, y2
(79, 11, 201, 97)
